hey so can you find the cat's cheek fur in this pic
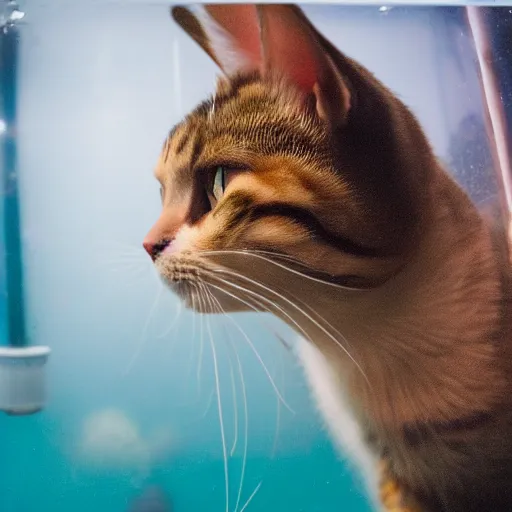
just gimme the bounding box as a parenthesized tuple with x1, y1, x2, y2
(241, 217, 311, 248)
(165, 224, 201, 255)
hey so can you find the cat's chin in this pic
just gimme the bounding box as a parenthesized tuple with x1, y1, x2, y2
(154, 253, 267, 314)
(162, 279, 254, 314)
(156, 267, 255, 315)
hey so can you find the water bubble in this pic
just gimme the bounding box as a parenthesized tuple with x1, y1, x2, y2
(77, 408, 175, 469)
(9, 9, 24, 22)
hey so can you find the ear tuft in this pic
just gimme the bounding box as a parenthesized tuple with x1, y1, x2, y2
(171, 6, 223, 69)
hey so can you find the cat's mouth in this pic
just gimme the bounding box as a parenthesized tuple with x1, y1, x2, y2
(154, 254, 207, 310)
(153, 248, 373, 316)
(154, 253, 257, 314)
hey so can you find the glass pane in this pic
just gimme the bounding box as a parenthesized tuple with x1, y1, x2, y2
(1, 2, 510, 511)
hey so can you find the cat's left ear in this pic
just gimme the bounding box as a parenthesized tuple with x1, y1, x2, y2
(204, 4, 351, 126)
(257, 4, 351, 126)
(172, 4, 350, 126)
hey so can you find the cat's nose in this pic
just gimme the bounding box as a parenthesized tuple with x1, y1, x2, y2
(143, 239, 172, 261)
(144, 208, 186, 261)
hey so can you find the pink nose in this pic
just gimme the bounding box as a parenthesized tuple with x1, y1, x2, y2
(143, 241, 155, 259)
(143, 239, 171, 261)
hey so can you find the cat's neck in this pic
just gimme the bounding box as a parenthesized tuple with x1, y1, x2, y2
(279, 172, 508, 431)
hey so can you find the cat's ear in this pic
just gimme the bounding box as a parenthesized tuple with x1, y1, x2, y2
(171, 6, 224, 70)
(204, 5, 263, 71)
(171, 4, 350, 125)
(257, 5, 351, 126)
(171, 5, 262, 76)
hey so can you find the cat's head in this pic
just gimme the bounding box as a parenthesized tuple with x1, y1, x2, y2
(144, 4, 435, 314)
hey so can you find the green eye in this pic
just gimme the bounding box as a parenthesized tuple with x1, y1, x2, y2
(159, 186, 164, 202)
(212, 166, 225, 202)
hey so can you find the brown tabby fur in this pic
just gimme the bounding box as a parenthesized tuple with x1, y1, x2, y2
(143, 5, 512, 511)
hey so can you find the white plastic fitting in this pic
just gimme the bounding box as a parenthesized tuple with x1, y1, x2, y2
(0, 345, 51, 415)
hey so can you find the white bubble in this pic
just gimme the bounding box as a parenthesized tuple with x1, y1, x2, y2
(79, 408, 148, 467)
(9, 10, 25, 22)
(0, 120, 7, 134)
(78, 408, 174, 470)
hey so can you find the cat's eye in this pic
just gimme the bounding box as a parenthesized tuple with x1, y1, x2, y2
(212, 166, 226, 202)
(207, 164, 245, 209)
(159, 186, 164, 202)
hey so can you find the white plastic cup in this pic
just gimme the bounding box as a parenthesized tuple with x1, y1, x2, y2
(0, 346, 51, 415)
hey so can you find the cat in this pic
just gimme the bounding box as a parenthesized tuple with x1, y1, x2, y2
(142, 5, 512, 511)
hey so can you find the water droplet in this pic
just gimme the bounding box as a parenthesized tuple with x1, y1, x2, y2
(10, 9, 24, 22)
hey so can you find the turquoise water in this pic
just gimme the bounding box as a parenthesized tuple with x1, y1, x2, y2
(1, 2, 510, 511)
(0, 414, 367, 510)
(0, 313, 370, 511)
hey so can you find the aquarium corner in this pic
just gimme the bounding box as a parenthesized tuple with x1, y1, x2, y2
(0, 346, 51, 415)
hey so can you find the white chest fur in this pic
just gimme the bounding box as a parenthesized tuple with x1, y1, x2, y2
(297, 338, 381, 511)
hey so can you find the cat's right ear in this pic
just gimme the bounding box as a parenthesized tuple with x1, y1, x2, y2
(257, 5, 351, 127)
(171, 5, 263, 76)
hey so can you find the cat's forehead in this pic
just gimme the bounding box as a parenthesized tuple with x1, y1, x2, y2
(155, 74, 327, 183)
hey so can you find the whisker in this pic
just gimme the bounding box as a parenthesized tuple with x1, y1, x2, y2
(201, 387, 215, 419)
(198, 284, 230, 512)
(208, 279, 312, 354)
(206, 281, 295, 414)
(93, 258, 148, 277)
(271, 352, 283, 459)
(183, 287, 200, 390)
(186, 317, 199, 390)
(203, 248, 304, 266)
(198, 288, 239, 456)
(203, 286, 250, 512)
(95, 243, 150, 276)
(190, 284, 197, 342)
(231, 339, 249, 512)
(207, 269, 370, 387)
(212, 281, 370, 413)
(96, 238, 145, 252)
(199, 250, 361, 357)
(124, 284, 164, 374)
(202, 255, 359, 355)
(199, 249, 368, 291)
(93, 248, 150, 274)
(238, 482, 262, 512)
(101, 251, 146, 261)
(98, 257, 147, 269)
(228, 348, 239, 457)
(106, 270, 150, 291)
(248, 319, 288, 459)
(213, 290, 294, 354)
(157, 301, 183, 339)
(209, 284, 294, 414)
(229, 315, 294, 414)
(196, 285, 206, 397)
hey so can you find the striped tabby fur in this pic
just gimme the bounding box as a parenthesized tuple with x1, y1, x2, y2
(143, 5, 512, 511)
